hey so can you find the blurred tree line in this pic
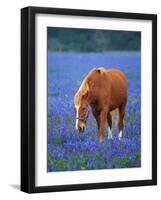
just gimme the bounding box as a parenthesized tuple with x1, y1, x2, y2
(48, 27, 141, 52)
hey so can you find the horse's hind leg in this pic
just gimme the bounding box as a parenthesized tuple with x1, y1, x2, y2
(107, 113, 112, 139)
(118, 102, 126, 140)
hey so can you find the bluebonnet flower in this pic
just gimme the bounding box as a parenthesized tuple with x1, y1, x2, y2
(47, 52, 141, 172)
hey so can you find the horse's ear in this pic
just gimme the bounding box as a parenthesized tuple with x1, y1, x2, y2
(97, 67, 105, 74)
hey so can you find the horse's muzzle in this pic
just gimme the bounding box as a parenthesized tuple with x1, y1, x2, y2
(78, 126, 85, 133)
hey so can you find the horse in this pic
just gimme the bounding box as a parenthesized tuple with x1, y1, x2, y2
(74, 67, 127, 143)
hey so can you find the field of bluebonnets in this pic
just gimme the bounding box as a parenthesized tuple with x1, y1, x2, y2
(47, 52, 141, 172)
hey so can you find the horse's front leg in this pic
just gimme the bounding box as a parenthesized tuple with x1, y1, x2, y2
(98, 109, 108, 143)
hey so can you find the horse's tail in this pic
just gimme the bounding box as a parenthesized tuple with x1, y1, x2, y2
(110, 108, 119, 127)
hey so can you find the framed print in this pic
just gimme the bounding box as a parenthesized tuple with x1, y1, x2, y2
(21, 6, 157, 193)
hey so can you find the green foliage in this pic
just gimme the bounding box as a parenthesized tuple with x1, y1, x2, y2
(112, 152, 141, 168)
(115, 156, 130, 168)
(135, 152, 141, 161)
(94, 153, 105, 168)
(48, 152, 141, 171)
(71, 155, 87, 170)
(48, 27, 141, 52)
(52, 158, 68, 171)
(52, 137, 64, 146)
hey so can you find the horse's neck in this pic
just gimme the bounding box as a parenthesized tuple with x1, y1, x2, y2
(78, 78, 89, 96)
(75, 79, 89, 107)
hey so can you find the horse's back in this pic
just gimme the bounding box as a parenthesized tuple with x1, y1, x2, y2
(106, 68, 127, 110)
(88, 67, 127, 92)
(106, 68, 127, 91)
(87, 67, 127, 110)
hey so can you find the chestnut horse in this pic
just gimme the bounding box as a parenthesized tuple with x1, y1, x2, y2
(74, 67, 127, 142)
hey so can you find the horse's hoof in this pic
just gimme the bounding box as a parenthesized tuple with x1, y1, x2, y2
(118, 137, 122, 140)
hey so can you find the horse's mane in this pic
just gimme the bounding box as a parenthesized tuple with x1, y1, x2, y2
(74, 67, 106, 105)
(74, 76, 89, 105)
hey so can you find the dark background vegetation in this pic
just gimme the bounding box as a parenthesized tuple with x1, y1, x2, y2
(48, 27, 141, 52)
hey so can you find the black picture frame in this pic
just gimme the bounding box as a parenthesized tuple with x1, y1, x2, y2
(21, 6, 157, 193)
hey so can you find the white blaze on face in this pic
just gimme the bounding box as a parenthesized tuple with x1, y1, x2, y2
(75, 105, 80, 130)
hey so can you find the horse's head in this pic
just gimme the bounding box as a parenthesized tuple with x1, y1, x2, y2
(74, 90, 89, 133)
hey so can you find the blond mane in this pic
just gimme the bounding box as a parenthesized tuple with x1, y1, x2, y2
(74, 77, 89, 106)
(74, 67, 106, 106)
